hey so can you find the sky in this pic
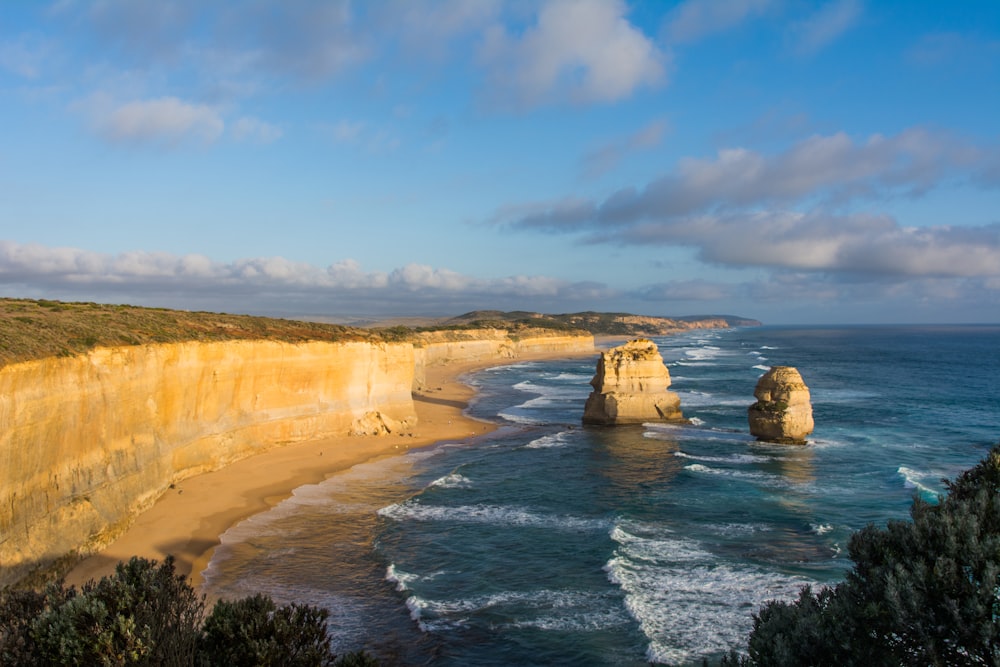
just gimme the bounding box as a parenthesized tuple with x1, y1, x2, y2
(1, 1, 998, 324)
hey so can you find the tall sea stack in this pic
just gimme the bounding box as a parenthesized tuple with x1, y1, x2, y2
(583, 339, 684, 425)
(747, 366, 814, 444)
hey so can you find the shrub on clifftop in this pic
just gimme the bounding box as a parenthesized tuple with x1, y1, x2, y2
(0, 556, 378, 666)
(725, 445, 1000, 666)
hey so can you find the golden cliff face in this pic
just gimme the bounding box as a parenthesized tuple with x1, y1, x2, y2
(0, 330, 594, 587)
(0, 340, 415, 587)
(411, 330, 594, 388)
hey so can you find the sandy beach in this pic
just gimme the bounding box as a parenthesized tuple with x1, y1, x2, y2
(65, 351, 593, 589)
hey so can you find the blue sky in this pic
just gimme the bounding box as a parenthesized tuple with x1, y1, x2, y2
(1, 0, 998, 323)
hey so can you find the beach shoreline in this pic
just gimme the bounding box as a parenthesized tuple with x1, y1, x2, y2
(65, 350, 595, 590)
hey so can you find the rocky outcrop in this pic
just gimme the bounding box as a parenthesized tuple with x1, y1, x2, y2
(583, 339, 683, 425)
(747, 366, 814, 444)
(0, 340, 416, 587)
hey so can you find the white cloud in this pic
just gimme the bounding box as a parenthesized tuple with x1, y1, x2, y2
(80, 95, 225, 146)
(231, 116, 283, 143)
(665, 0, 776, 43)
(0, 241, 604, 316)
(502, 127, 987, 229)
(790, 0, 863, 56)
(618, 212, 1000, 278)
(495, 127, 1000, 281)
(478, 0, 667, 108)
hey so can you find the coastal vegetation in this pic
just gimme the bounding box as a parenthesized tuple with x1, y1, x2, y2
(440, 309, 761, 336)
(726, 444, 1000, 666)
(0, 556, 378, 666)
(0, 298, 368, 367)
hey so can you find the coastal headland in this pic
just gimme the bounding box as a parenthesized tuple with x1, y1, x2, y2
(0, 299, 751, 589)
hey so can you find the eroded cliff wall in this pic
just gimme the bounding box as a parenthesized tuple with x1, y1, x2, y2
(0, 339, 415, 587)
(411, 330, 595, 388)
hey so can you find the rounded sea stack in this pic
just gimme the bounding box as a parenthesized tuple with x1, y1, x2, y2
(747, 366, 814, 444)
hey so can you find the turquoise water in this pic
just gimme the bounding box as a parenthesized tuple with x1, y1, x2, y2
(202, 326, 1000, 665)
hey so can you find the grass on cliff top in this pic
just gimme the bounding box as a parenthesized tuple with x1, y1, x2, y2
(0, 298, 589, 367)
(0, 298, 378, 367)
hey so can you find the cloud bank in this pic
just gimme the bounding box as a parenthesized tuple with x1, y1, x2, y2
(494, 127, 1000, 280)
(0, 241, 614, 316)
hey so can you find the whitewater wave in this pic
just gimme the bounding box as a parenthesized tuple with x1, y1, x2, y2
(684, 346, 723, 362)
(898, 466, 942, 501)
(545, 372, 593, 382)
(704, 523, 773, 536)
(405, 588, 630, 634)
(525, 431, 575, 449)
(684, 463, 794, 488)
(499, 381, 589, 424)
(675, 390, 753, 408)
(644, 423, 754, 444)
(378, 501, 608, 532)
(674, 451, 772, 464)
(810, 523, 834, 535)
(429, 473, 473, 489)
(607, 522, 812, 664)
(386, 564, 445, 593)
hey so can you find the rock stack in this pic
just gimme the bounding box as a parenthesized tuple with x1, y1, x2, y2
(583, 339, 684, 425)
(747, 366, 814, 444)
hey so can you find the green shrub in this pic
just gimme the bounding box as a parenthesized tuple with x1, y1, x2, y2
(200, 593, 336, 666)
(734, 445, 1000, 666)
(29, 556, 202, 666)
(0, 556, 378, 667)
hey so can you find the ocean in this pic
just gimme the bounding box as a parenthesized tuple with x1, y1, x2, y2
(201, 325, 1000, 665)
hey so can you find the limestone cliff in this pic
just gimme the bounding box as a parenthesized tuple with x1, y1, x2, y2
(0, 340, 415, 587)
(583, 339, 683, 425)
(0, 329, 594, 588)
(747, 366, 814, 444)
(411, 329, 594, 389)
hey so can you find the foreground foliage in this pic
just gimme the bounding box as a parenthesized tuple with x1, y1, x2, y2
(727, 445, 1000, 666)
(0, 556, 377, 666)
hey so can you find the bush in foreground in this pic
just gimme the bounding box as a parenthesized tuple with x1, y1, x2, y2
(0, 556, 377, 666)
(726, 445, 1000, 666)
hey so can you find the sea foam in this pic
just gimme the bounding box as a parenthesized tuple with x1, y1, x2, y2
(429, 473, 473, 489)
(405, 587, 630, 634)
(377, 501, 608, 532)
(898, 466, 942, 501)
(607, 522, 811, 664)
(525, 431, 574, 449)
